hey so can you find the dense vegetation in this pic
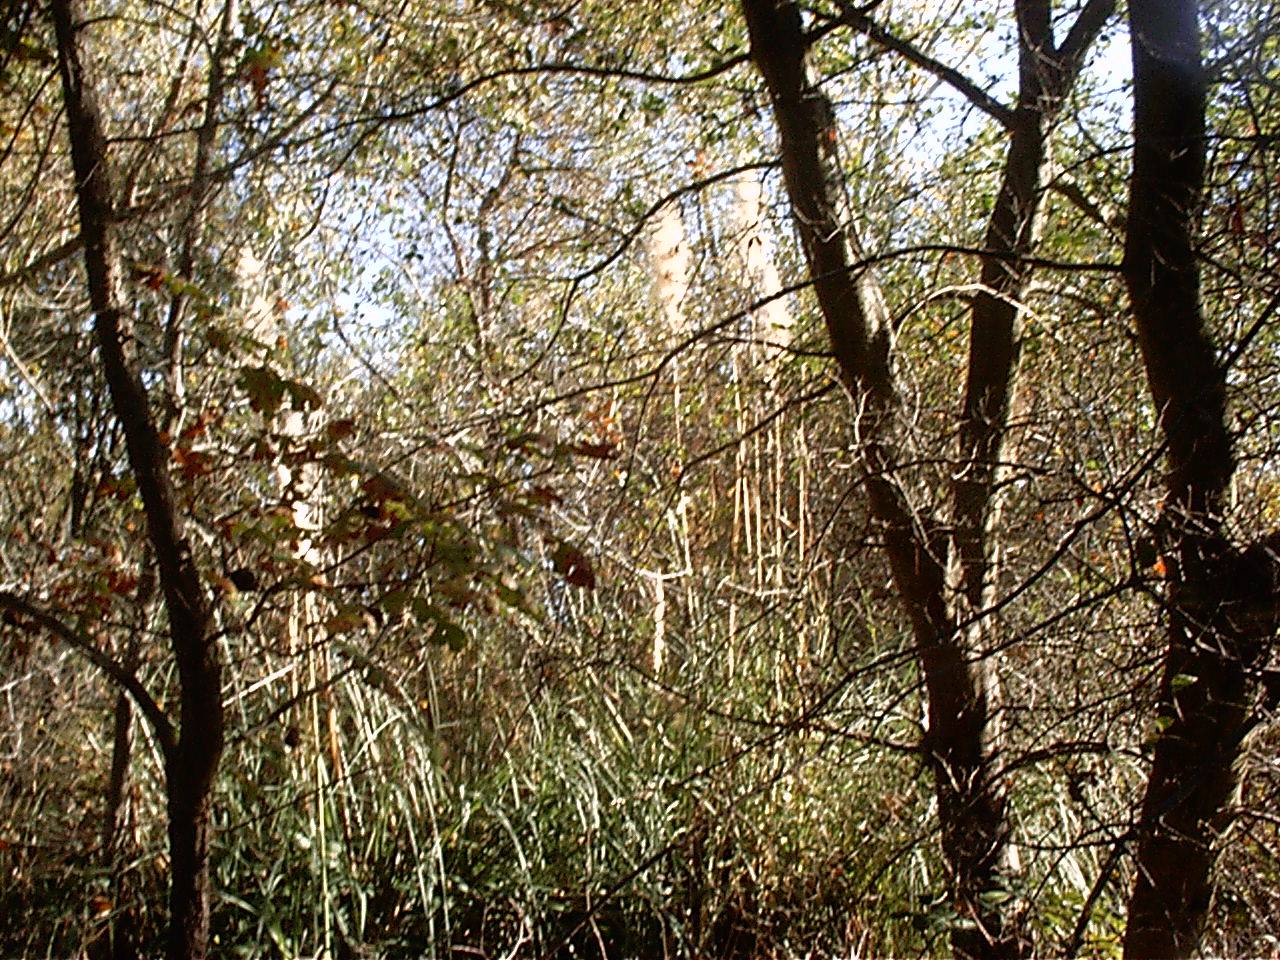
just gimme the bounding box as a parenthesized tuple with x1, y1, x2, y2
(0, 0, 1277, 957)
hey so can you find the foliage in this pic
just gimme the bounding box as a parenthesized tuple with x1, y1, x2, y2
(0, 0, 1278, 957)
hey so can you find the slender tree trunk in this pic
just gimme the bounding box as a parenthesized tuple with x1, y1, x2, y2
(737, 3, 1013, 955)
(100, 618, 145, 960)
(52, 3, 224, 957)
(97, 689, 137, 960)
(741, 2, 1113, 956)
(1120, 2, 1273, 956)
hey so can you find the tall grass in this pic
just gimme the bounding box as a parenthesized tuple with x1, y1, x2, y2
(12, 570, 1228, 957)
(3, 599, 943, 958)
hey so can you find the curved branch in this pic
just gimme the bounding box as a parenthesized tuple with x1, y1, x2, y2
(0, 590, 175, 755)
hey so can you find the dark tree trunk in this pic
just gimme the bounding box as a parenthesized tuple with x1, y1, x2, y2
(165, 762, 218, 960)
(1120, 2, 1272, 956)
(739, 2, 1112, 956)
(51, 3, 225, 958)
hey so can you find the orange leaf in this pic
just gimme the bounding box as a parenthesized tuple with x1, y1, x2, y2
(1229, 200, 1245, 236)
(129, 263, 166, 290)
(106, 570, 139, 595)
(180, 421, 207, 442)
(246, 61, 269, 106)
(527, 485, 562, 506)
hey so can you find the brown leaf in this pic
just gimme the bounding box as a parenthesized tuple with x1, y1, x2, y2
(551, 543, 596, 589)
(326, 418, 357, 442)
(570, 441, 618, 460)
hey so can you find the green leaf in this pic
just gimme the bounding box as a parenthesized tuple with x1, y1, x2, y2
(495, 582, 536, 616)
(379, 589, 413, 616)
(324, 606, 366, 635)
(430, 618, 467, 651)
(320, 452, 357, 476)
(409, 596, 439, 623)
(206, 324, 238, 354)
(405, 597, 468, 650)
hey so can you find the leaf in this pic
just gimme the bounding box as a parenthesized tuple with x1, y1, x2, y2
(324, 607, 366, 635)
(430, 619, 468, 651)
(527, 485, 562, 506)
(105, 570, 140, 595)
(1134, 536, 1158, 569)
(284, 378, 323, 410)
(206, 324, 237, 354)
(325, 418, 357, 441)
(1228, 199, 1245, 236)
(5, 35, 54, 65)
(161, 274, 207, 301)
(361, 473, 406, 504)
(242, 43, 281, 107)
(407, 599, 467, 649)
(551, 543, 596, 589)
(320, 452, 357, 476)
(227, 568, 259, 592)
(180, 420, 208, 443)
(496, 582, 537, 617)
(505, 430, 553, 451)
(409, 596, 438, 624)
(569, 440, 618, 460)
(129, 262, 167, 290)
(436, 576, 478, 608)
(379, 589, 413, 616)
(172, 446, 215, 479)
(238, 365, 286, 417)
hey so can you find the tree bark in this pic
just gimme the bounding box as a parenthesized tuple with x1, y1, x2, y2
(1119, 2, 1273, 957)
(741, 2, 1113, 956)
(51, 3, 225, 958)
(742, 0, 990, 954)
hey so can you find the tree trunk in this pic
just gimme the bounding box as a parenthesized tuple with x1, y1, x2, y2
(741, 2, 1114, 956)
(1120, 2, 1272, 956)
(52, 2, 225, 957)
(739, 3, 1009, 955)
(166, 759, 217, 960)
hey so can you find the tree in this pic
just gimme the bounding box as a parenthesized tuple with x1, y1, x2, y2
(1121, 1, 1278, 955)
(49, 1, 223, 955)
(739, 0, 1113, 954)
(1, 0, 1278, 956)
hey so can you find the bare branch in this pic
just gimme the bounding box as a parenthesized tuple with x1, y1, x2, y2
(0, 590, 175, 755)
(1055, 0, 1118, 91)
(832, 0, 1016, 128)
